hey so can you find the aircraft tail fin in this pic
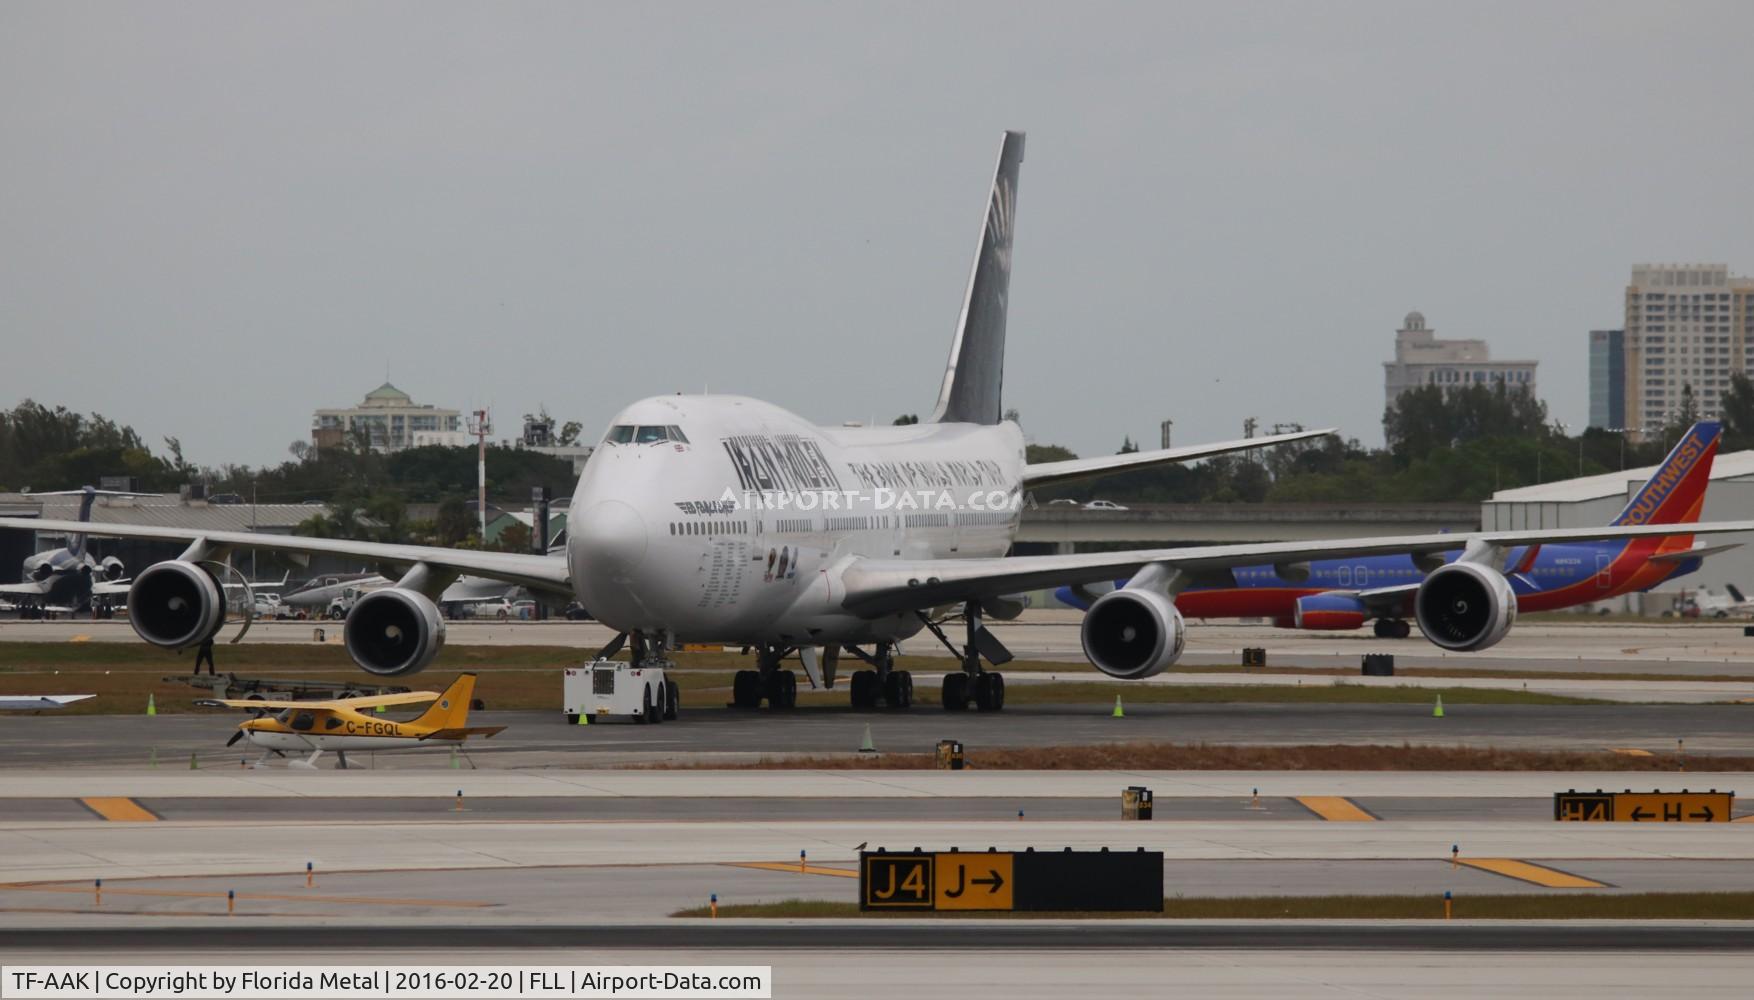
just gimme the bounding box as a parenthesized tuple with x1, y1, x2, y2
(1609, 421, 1721, 526)
(68, 486, 97, 559)
(411, 673, 476, 731)
(1729, 583, 1747, 604)
(930, 130, 1024, 426)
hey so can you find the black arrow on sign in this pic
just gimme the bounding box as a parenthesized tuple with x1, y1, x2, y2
(973, 869, 1005, 894)
(1691, 807, 1715, 821)
(1630, 806, 1654, 821)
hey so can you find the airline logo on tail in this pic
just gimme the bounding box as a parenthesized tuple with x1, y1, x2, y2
(1612, 422, 1720, 526)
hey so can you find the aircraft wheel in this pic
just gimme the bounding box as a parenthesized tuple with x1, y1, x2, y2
(732, 669, 761, 708)
(941, 673, 969, 711)
(898, 670, 915, 709)
(850, 670, 876, 709)
(883, 670, 905, 709)
(665, 679, 680, 720)
(771, 669, 797, 709)
(1372, 619, 1394, 638)
(973, 673, 998, 711)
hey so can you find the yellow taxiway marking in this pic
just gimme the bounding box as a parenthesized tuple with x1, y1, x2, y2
(1, 885, 492, 908)
(68, 635, 90, 643)
(79, 797, 159, 822)
(1296, 796, 1377, 822)
(727, 861, 859, 879)
(1610, 748, 1654, 757)
(1457, 859, 1607, 889)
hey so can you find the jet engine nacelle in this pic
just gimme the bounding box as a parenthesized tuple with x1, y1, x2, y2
(1080, 587, 1185, 679)
(344, 587, 446, 676)
(1414, 561, 1517, 652)
(30, 561, 53, 582)
(128, 560, 226, 650)
(1293, 593, 1367, 630)
(100, 556, 125, 582)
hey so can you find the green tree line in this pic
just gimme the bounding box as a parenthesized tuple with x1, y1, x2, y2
(1029, 380, 1728, 505)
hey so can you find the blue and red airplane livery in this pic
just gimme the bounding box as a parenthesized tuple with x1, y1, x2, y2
(1057, 422, 1728, 641)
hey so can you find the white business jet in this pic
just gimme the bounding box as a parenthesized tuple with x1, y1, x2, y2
(4, 131, 1752, 713)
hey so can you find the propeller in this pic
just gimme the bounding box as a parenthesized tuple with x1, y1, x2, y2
(225, 729, 246, 748)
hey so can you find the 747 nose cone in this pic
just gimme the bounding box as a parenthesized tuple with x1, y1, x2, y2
(574, 500, 648, 578)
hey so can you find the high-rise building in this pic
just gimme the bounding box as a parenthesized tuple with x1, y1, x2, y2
(1622, 264, 1754, 435)
(1383, 311, 1537, 410)
(1588, 329, 1625, 430)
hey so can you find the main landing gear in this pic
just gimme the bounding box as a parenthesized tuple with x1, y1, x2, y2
(920, 601, 1014, 712)
(1373, 619, 1412, 639)
(845, 641, 913, 710)
(731, 643, 799, 709)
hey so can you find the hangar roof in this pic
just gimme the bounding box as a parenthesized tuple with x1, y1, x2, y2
(1488, 449, 1754, 505)
(0, 494, 323, 533)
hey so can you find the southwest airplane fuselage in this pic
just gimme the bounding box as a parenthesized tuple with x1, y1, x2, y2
(1176, 540, 1699, 627)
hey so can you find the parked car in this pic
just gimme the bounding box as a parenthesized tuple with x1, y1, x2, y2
(470, 599, 515, 620)
(1082, 499, 1129, 511)
(512, 599, 537, 620)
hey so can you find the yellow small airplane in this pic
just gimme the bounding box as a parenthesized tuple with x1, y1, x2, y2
(206, 673, 504, 769)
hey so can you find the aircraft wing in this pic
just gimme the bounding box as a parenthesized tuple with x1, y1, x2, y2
(1353, 583, 1420, 617)
(837, 521, 1754, 616)
(204, 690, 442, 711)
(419, 725, 507, 741)
(1023, 428, 1334, 489)
(92, 580, 131, 597)
(1649, 542, 1742, 563)
(0, 582, 50, 597)
(0, 695, 96, 710)
(0, 518, 571, 595)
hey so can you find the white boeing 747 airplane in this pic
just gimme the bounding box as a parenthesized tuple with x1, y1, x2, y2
(4, 130, 1753, 712)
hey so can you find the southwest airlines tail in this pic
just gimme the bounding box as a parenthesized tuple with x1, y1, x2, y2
(1609, 421, 1721, 527)
(931, 130, 1023, 426)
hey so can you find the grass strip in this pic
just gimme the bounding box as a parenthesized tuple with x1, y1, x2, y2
(644, 739, 1752, 771)
(672, 892, 1754, 920)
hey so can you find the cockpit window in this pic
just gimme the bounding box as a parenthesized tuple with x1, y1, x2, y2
(290, 712, 316, 732)
(606, 424, 688, 445)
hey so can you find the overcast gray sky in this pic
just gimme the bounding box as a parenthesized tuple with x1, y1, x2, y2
(5, 1, 1752, 469)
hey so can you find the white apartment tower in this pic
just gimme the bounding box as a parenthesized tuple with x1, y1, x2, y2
(1623, 264, 1754, 435)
